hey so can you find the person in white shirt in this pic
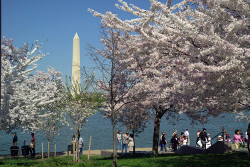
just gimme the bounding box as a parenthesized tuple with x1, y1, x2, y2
(78, 134, 84, 158)
(184, 129, 190, 145)
(218, 136, 223, 141)
(206, 134, 211, 149)
(128, 134, 134, 152)
(245, 131, 248, 143)
(182, 136, 188, 145)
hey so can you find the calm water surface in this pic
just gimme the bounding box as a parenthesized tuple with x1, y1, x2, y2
(0, 112, 248, 155)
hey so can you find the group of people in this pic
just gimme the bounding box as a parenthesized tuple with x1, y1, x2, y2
(117, 130, 134, 153)
(196, 128, 211, 149)
(12, 132, 36, 156)
(159, 124, 250, 155)
(196, 125, 250, 154)
(159, 129, 190, 152)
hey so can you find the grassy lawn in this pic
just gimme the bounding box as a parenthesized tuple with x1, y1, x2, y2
(0, 152, 249, 167)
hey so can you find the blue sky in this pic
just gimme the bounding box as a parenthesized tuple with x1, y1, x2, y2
(2, 0, 183, 83)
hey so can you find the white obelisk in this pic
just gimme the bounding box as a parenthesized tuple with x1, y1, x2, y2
(71, 33, 80, 95)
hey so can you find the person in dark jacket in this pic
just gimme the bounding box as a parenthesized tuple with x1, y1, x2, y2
(160, 134, 167, 152)
(13, 132, 18, 146)
(171, 134, 179, 151)
(199, 128, 208, 149)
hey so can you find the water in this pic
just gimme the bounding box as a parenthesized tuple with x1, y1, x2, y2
(0, 112, 248, 155)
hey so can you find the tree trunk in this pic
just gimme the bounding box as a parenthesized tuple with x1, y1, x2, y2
(112, 115, 117, 166)
(111, 32, 117, 167)
(48, 141, 50, 158)
(151, 106, 167, 158)
(133, 130, 135, 154)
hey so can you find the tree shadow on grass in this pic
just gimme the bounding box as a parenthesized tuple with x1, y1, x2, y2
(89, 152, 250, 167)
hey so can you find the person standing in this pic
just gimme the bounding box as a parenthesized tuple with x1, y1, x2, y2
(222, 127, 227, 140)
(199, 128, 208, 149)
(206, 133, 211, 149)
(122, 132, 129, 153)
(245, 131, 248, 143)
(182, 136, 188, 146)
(78, 134, 84, 158)
(128, 134, 134, 152)
(246, 123, 250, 155)
(159, 132, 165, 150)
(239, 130, 244, 143)
(231, 130, 243, 149)
(72, 134, 75, 144)
(30, 133, 36, 156)
(225, 135, 231, 142)
(13, 132, 18, 146)
(171, 134, 179, 151)
(160, 134, 167, 152)
(179, 132, 184, 146)
(196, 130, 201, 145)
(117, 130, 122, 151)
(172, 130, 177, 137)
(184, 129, 190, 145)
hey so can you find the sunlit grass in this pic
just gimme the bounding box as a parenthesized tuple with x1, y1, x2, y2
(0, 152, 249, 167)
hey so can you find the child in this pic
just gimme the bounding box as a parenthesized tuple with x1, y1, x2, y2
(218, 136, 223, 141)
(182, 136, 188, 146)
(225, 135, 231, 142)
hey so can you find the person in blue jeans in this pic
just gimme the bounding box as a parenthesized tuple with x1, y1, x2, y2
(117, 130, 122, 151)
(160, 134, 167, 152)
(122, 132, 129, 153)
(78, 134, 84, 159)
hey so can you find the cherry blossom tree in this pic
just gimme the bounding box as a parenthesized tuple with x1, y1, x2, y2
(1, 37, 49, 132)
(117, 104, 152, 154)
(62, 74, 105, 137)
(33, 67, 66, 157)
(89, 0, 250, 157)
(86, 28, 145, 166)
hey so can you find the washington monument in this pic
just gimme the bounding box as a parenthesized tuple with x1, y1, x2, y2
(71, 32, 81, 95)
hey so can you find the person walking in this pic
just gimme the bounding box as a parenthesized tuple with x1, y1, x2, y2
(122, 132, 129, 153)
(184, 129, 190, 145)
(246, 123, 250, 155)
(199, 128, 208, 149)
(30, 133, 36, 156)
(13, 132, 18, 146)
(160, 134, 167, 152)
(128, 134, 134, 152)
(231, 129, 243, 149)
(117, 130, 122, 151)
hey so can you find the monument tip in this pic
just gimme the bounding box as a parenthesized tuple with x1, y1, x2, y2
(74, 32, 79, 39)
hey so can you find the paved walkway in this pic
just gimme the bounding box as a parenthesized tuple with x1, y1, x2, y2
(0, 147, 171, 159)
(1, 147, 248, 159)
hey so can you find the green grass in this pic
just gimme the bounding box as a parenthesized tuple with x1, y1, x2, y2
(0, 152, 250, 167)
